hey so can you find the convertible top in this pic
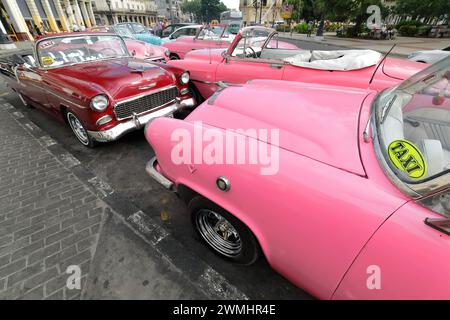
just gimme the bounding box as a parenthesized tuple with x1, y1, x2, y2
(284, 50, 382, 71)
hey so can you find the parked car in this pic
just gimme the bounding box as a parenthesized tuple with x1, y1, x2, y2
(87, 26, 170, 62)
(161, 25, 202, 44)
(408, 46, 450, 64)
(115, 22, 163, 45)
(0, 33, 195, 147)
(163, 25, 238, 60)
(168, 26, 426, 100)
(145, 57, 450, 299)
(160, 23, 197, 38)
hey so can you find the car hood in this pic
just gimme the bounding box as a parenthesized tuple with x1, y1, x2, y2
(186, 80, 371, 176)
(382, 57, 426, 80)
(184, 48, 225, 62)
(48, 58, 175, 100)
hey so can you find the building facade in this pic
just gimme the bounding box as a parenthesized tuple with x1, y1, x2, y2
(0, 0, 157, 41)
(239, 0, 283, 26)
(92, 0, 157, 26)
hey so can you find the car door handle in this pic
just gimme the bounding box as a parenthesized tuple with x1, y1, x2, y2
(424, 217, 450, 236)
(270, 63, 283, 69)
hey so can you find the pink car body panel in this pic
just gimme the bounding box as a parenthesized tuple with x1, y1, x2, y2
(144, 80, 442, 299)
(124, 38, 169, 61)
(163, 35, 232, 59)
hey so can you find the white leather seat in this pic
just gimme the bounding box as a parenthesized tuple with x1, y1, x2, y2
(419, 139, 445, 177)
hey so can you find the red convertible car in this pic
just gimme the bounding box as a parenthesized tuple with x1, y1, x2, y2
(0, 33, 194, 147)
(145, 58, 450, 299)
(168, 26, 426, 100)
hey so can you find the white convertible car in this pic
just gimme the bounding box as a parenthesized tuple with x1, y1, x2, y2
(408, 46, 450, 64)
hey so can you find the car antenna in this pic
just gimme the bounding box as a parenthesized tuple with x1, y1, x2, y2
(369, 44, 396, 86)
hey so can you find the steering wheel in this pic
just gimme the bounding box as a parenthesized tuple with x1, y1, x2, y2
(245, 46, 257, 58)
(98, 47, 117, 57)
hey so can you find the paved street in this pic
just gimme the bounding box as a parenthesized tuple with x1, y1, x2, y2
(0, 77, 312, 299)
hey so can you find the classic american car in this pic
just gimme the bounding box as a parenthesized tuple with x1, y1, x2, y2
(0, 33, 194, 147)
(87, 26, 170, 62)
(145, 57, 450, 299)
(115, 22, 164, 46)
(163, 25, 236, 60)
(167, 26, 427, 100)
(164, 25, 298, 60)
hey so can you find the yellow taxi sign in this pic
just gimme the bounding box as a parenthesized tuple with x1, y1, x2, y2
(388, 140, 427, 179)
(41, 56, 54, 66)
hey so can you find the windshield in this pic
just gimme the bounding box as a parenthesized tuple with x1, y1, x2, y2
(375, 56, 450, 184)
(37, 35, 129, 68)
(113, 25, 135, 39)
(197, 25, 232, 40)
(231, 28, 271, 57)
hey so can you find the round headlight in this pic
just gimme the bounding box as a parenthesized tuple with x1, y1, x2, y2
(180, 72, 189, 85)
(90, 95, 109, 112)
(164, 49, 170, 57)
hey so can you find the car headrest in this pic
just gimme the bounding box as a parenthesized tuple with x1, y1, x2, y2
(419, 139, 444, 178)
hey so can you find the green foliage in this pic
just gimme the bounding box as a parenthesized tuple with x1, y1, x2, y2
(398, 25, 418, 37)
(395, 20, 423, 29)
(295, 22, 309, 33)
(180, 0, 227, 23)
(395, 0, 450, 19)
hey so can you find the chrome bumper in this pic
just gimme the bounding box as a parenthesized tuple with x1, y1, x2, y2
(145, 156, 174, 190)
(87, 97, 195, 142)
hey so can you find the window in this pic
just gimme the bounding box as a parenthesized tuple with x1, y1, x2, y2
(376, 57, 450, 183)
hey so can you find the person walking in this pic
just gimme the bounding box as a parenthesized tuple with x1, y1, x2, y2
(307, 21, 313, 37)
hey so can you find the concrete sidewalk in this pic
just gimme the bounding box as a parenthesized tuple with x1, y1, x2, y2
(279, 32, 449, 56)
(0, 97, 243, 300)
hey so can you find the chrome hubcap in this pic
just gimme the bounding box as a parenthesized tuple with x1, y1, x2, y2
(67, 113, 89, 145)
(195, 209, 241, 257)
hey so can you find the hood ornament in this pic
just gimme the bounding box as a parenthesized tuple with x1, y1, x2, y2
(138, 83, 157, 90)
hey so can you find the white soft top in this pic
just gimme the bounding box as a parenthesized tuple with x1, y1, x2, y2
(283, 49, 382, 71)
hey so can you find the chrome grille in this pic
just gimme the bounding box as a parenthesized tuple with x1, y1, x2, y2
(114, 86, 179, 120)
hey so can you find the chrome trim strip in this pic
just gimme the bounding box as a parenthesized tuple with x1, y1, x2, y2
(145, 157, 174, 190)
(17, 80, 85, 109)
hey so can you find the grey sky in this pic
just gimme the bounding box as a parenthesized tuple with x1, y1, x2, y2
(222, 0, 240, 10)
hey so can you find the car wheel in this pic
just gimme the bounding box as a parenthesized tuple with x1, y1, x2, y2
(170, 53, 180, 60)
(188, 196, 260, 265)
(66, 111, 96, 148)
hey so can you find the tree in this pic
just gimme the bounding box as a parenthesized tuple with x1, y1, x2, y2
(180, 0, 202, 22)
(181, 0, 228, 23)
(395, 0, 450, 24)
(201, 0, 227, 22)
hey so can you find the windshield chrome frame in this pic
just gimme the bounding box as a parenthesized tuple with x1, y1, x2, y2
(35, 34, 131, 70)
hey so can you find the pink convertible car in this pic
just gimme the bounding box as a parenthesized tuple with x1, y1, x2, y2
(168, 26, 426, 100)
(145, 58, 450, 299)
